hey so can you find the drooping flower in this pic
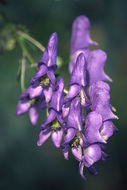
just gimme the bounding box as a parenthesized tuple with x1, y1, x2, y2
(16, 94, 46, 125)
(16, 16, 118, 181)
(70, 15, 97, 55)
(88, 81, 118, 121)
(62, 97, 84, 160)
(79, 144, 107, 180)
(84, 111, 117, 145)
(16, 32, 58, 125)
(69, 15, 97, 73)
(28, 32, 58, 103)
(31, 32, 58, 85)
(87, 49, 112, 85)
(37, 78, 65, 148)
(64, 53, 88, 107)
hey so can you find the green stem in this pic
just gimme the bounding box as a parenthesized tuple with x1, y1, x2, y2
(29, 63, 38, 68)
(17, 38, 34, 65)
(21, 55, 26, 92)
(17, 30, 45, 52)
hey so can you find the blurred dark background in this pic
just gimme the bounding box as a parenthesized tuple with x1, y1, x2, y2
(0, 0, 127, 190)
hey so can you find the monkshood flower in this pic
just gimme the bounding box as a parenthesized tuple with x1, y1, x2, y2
(88, 81, 118, 121)
(87, 49, 112, 85)
(64, 53, 88, 108)
(62, 97, 84, 161)
(16, 32, 58, 125)
(84, 111, 117, 145)
(79, 144, 108, 180)
(16, 94, 46, 125)
(31, 32, 58, 85)
(28, 32, 58, 103)
(69, 15, 97, 73)
(16, 15, 118, 181)
(20, 32, 58, 103)
(37, 78, 65, 148)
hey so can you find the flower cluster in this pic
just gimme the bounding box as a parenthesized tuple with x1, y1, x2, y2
(16, 15, 118, 180)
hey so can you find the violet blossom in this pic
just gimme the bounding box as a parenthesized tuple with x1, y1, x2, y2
(37, 78, 65, 148)
(16, 15, 118, 181)
(16, 32, 58, 125)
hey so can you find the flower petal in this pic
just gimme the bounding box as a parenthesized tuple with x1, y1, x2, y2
(89, 82, 118, 121)
(39, 32, 58, 68)
(70, 53, 87, 87)
(69, 49, 90, 74)
(62, 104, 70, 118)
(100, 121, 118, 141)
(84, 111, 106, 144)
(16, 100, 30, 115)
(29, 85, 43, 99)
(40, 109, 57, 129)
(64, 84, 80, 103)
(62, 143, 69, 160)
(84, 144, 102, 167)
(87, 164, 98, 176)
(37, 129, 51, 146)
(67, 97, 82, 131)
(72, 145, 82, 161)
(30, 64, 47, 84)
(87, 50, 112, 85)
(79, 162, 86, 180)
(50, 78, 64, 112)
(29, 106, 39, 126)
(51, 129, 63, 148)
(71, 15, 97, 55)
(64, 128, 76, 143)
(43, 85, 53, 103)
(47, 69, 56, 85)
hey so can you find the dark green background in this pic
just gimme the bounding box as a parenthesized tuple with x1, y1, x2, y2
(0, 0, 126, 189)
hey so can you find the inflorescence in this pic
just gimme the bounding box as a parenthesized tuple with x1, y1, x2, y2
(16, 15, 118, 180)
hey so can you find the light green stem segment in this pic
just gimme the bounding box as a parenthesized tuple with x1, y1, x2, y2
(21, 55, 26, 92)
(17, 30, 45, 52)
(17, 38, 34, 64)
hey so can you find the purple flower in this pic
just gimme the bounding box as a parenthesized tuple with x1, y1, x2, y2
(62, 97, 84, 160)
(26, 32, 58, 103)
(69, 15, 97, 73)
(16, 33, 58, 125)
(88, 81, 118, 121)
(69, 48, 90, 74)
(37, 78, 65, 148)
(64, 53, 88, 107)
(31, 32, 58, 85)
(16, 16, 118, 181)
(79, 144, 107, 180)
(87, 49, 112, 85)
(16, 94, 46, 125)
(84, 111, 117, 145)
(70, 15, 97, 55)
(66, 97, 82, 132)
